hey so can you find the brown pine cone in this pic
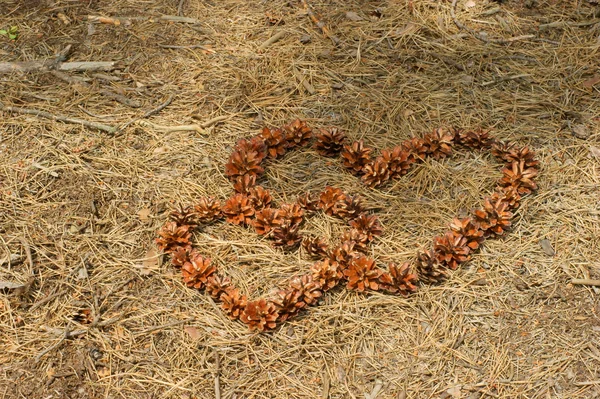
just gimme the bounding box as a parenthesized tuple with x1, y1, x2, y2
(433, 231, 470, 270)
(341, 140, 372, 175)
(499, 160, 538, 194)
(474, 197, 512, 237)
(296, 192, 319, 213)
(449, 217, 484, 251)
(311, 259, 341, 291)
(302, 236, 329, 259)
(170, 246, 191, 268)
(156, 221, 192, 253)
(253, 208, 283, 235)
(272, 225, 302, 249)
(240, 299, 279, 331)
(423, 127, 454, 159)
(381, 146, 413, 179)
(261, 127, 288, 158)
(415, 250, 449, 284)
(221, 287, 247, 320)
(349, 213, 383, 241)
(221, 193, 255, 225)
(318, 186, 348, 216)
(270, 288, 305, 322)
(194, 197, 222, 223)
(402, 137, 427, 162)
(329, 242, 359, 270)
(205, 274, 232, 300)
(235, 136, 267, 163)
(340, 228, 369, 253)
(169, 205, 198, 228)
(288, 274, 323, 306)
(248, 186, 272, 211)
(378, 262, 418, 296)
(344, 255, 382, 292)
(457, 128, 496, 149)
(232, 174, 256, 194)
(224, 147, 264, 180)
(284, 119, 313, 148)
(182, 252, 216, 289)
(314, 127, 346, 157)
(361, 157, 391, 188)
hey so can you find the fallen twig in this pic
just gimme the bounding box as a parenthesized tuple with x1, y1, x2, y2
(429, 52, 465, 71)
(0, 102, 117, 134)
(117, 95, 174, 133)
(139, 114, 232, 133)
(86, 14, 201, 25)
(539, 19, 600, 31)
(301, 0, 340, 46)
(159, 43, 215, 53)
(0, 60, 119, 74)
(29, 290, 68, 311)
(292, 66, 316, 94)
(214, 349, 221, 399)
(36, 328, 70, 363)
(571, 279, 600, 287)
(258, 30, 287, 50)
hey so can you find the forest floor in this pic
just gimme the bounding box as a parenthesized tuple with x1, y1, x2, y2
(1, 0, 599, 398)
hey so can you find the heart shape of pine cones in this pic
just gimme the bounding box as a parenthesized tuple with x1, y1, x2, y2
(156, 119, 539, 332)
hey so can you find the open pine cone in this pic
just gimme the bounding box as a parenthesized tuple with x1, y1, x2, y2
(378, 262, 418, 296)
(344, 255, 382, 292)
(261, 127, 288, 158)
(402, 137, 427, 162)
(492, 143, 539, 169)
(205, 274, 232, 299)
(156, 221, 192, 253)
(341, 228, 369, 253)
(341, 140, 372, 175)
(235, 136, 267, 163)
(318, 186, 347, 216)
(458, 128, 495, 149)
(314, 127, 346, 157)
(224, 147, 264, 181)
(415, 250, 449, 284)
(474, 197, 512, 236)
(221, 287, 247, 319)
(279, 203, 305, 228)
(170, 246, 191, 268)
(302, 236, 329, 259)
(361, 157, 391, 188)
(248, 186, 272, 211)
(288, 274, 323, 306)
(271, 288, 305, 322)
(272, 225, 302, 249)
(433, 231, 471, 270)
(423, 127, 454, 159)
(349, 213, 383, 241)
(296, 192, 319, 213)
(332, 194, 365, 220)
(499, 160, 538, 194)
(381, 146, 413, 179)
(284, 119, 312, 148)
(311, 259, 341, 291)
(194, 197, 222, 223)
(493, 185, 522, 210)
(449, 217, 484, 250)
(329, 242, 359, 270)
(253, 208, 283, 235)
(169, 205, 198, 228)
(232, 174, 257, 194)
(221, 194, 255, 225)
(182, 252, 216, 289)
(240, 299, 279, 332)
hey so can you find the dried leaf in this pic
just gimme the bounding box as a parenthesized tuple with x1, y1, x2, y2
(184, 325, 202, 340)
(345, 11, 363, 21)
(138, 208, 151, 222)
(583, 75, 600, 88)
(589, 146, 600, 159)
(446, 385, 462, 398)
(540, 239, 555, 256)
(572, 124, 590, 139)
(465, 0, 476, 8)
(141, 248, 159, 275)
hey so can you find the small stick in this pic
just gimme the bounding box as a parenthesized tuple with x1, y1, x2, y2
(0, 61, 119, 74)
(116, 95, 174, 132)
(139, 114, 232, 133)
(29, 289, 67, 311)
(36, 327, 70, 363)
(258, 31, 287, 50)
(429, 52, 465, 71)
(539, 19, 600, 31)
(159, 44, 215, 53)
(301, 0, 340, 45)
(87, 15, 200, 25)
(571, 279, 600, 287)
(18, 237, 34, 270)
(292, 67, 316, 94)
(0, 103, 117, 134)
(214, 349, 221, 399)
(177, 0, 186, 16)
(481, 73, 531, 86)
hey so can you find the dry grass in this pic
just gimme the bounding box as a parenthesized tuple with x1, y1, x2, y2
(1, 0, 600, 398)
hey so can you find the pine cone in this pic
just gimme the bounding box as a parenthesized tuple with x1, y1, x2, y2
(221, 287, 247, 319)
(341, 228, 369, 253)
(253, 208, 283, 235)
(156, 221, 192, 253)
(235, 137, 267, 163)
(182, 252, 216, 289)
(272, 224, 302, 249)
(270, 288, 305, 322)
(362, 157, 391, 188)
(449, 217, 484, 250)
(221, 193, 255, 225)
(248, 186, 272, 211)
(416, 250, 449, 284)
(224, 147, 264, 180)
(402, 137, 427, 162)
(169, 205, 198, 228)
(240, 299, 279, 331)
(194, 197, 222, 223)
(261, 127, 288, 158)
(433, 231, 470, 270)
(332, 194, 365, 220)
(423, 127, 454, 159)
(349, 213, 383, 241)
(311, 259, 341, 291)
(205, 274, 232, 300)
(341, 140, 372, 175)
(457, 128, 495, 149)
(279, 203, 305, 228)
(499, 160, 538, 194)
(474, 197, 512, 236)
(493, 142, 539, 169)
(170, 246, 191, 268)
(232, 174, 256, 194)
(344, 255, 382, 292)
(296, 192, 319, 213)
(493, 185, 521, 210)
(318, 186, 348, 216)
(284, 119, 313, 148)
(329, 242, 359, 270)
(302, 236, 329, 259)
(314, 127, 346, 157)
(378, 262, 418, 296)
(289, 274, 323, 306)
(382, 146, 413, 179)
